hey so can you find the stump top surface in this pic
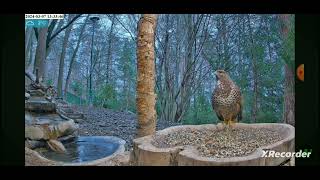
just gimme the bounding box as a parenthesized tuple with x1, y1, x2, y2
(133, 123, 295, 166)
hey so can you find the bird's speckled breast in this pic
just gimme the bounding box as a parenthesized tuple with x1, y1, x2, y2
(213, 82, 239, 107)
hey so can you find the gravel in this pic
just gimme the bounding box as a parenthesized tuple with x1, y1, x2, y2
(152, 128, 283, 158)
(71, 105, 181, 150)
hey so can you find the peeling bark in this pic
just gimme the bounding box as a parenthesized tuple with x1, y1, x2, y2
(136, 14, 158, 138)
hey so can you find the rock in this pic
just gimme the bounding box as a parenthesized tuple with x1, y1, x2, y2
(55, 98, 68, 106)
(58, 106, 84, 121)
(25, 113, 34, 124)
(65, 113, 84, 120)
(25, 93, 30, 99)
(25, 118, 77, 140)
(45, 96, 52, 102)
(57, 120, 78, 136)
(25, 147, 59, 166)
(25, 126, 46, 140)
(61, 107, 73, 113)
(28, 89, 45, 97)
(35, 119, 51, 125)
(74, 119, 83, 123)
(25, 139, 46, 149)
(99, 123, 106, 127)
(25, 99, 56, 112)
(58, 135, 76, 144)
(47, 139, 66, 153)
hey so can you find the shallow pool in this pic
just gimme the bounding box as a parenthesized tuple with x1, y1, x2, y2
(39, 136, 121, 163)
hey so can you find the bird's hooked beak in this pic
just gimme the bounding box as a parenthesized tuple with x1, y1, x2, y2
(214, 71, 219, 80)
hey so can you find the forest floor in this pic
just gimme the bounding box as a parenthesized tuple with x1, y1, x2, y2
(71, 105, 181, 150)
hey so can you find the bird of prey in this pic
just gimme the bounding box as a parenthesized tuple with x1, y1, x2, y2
(211, 70, 243, 127)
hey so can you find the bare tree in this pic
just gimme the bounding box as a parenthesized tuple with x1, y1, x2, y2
(64, 15, 89, 99)
(45, 19, 65, 58)
(280, 14, 295, 126)
(25, 28, 33, 67)
(105, 14, 116, 85)
(57, 15, 74, 98)
(247, 14, 259, 123)
(34, 27, 48, 83)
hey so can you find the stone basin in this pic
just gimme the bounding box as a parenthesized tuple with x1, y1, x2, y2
(132, 123, 295, 166)
(26, 136, 126, 166)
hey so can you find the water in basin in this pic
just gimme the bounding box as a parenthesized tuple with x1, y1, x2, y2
(38, 136, 121, 163)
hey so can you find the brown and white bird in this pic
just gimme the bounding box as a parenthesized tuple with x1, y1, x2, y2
(211, 70, 243, 127)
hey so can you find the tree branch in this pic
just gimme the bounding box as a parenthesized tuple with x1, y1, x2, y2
(33, 28, 38, 41)
(25, 70, 36, 82)
(111, 15, 136, 42)
(46, 19, 58, 48)
(49, 14, 82, 43)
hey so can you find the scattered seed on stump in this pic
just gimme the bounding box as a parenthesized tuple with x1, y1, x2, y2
(152, 128, 283, 158)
